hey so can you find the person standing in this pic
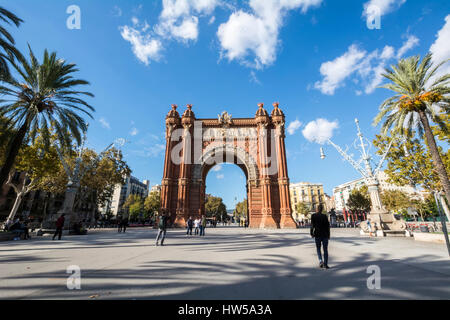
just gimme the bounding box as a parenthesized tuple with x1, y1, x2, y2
(194, 218, 200, 235)
(186, 216, 193, 236)
(53, 214, 65, 241)
(122, 214, 129, 233)
(155, 213, 167, 246)
(117, 215, 123, 233)
(200, 215, 206, 237)
(310, 204, 331, 269)
(367, 218, 373, 237)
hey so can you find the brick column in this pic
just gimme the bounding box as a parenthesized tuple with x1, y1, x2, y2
(272, 103, 297, 229)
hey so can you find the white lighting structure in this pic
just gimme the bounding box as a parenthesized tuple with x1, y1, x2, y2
(320, 118, 408, 236)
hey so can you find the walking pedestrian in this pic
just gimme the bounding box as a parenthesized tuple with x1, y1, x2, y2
(155, 213, 167, 246)
(310, 204, 331, 269)
(186, 216, 193, 235)
(53, 214, 65, 241)
(200, 215, 206, 236)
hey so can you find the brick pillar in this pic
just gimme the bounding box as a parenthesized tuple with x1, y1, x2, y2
(255, 103, 277, 228)
(272, 103, 297, 229)
(161, 105, 180, 223)
(174, 105, 195, 227)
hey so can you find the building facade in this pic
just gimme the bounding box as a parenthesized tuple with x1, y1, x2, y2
(333, 171, 422, 212)
(289, 182, 325, 220)
(100, 176, 150, 216)
(150, 184, 161, 194)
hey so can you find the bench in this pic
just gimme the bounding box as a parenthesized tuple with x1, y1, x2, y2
(0, 230, 26, 242)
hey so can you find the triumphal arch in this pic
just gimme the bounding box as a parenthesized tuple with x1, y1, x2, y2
(160, 102, 297, 229)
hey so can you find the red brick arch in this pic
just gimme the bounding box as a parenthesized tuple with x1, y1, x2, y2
(160, 103, 297, 229)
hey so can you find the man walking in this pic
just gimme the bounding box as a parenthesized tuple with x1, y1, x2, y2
(310, 204, 330, 269)
(155, 213, 167, 246)
(200, 215, 206, 237)
(53, 214, 65, 241)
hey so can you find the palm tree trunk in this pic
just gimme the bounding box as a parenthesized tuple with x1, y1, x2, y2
(0, 119, 29, 188)
(418, 110, 450, 204)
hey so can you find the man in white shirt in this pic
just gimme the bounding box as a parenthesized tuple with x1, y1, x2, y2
(194, 218, 200, 235)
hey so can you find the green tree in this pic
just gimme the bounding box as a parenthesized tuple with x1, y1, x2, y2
(0, 46, 95, 189)
(347, 188, 371, 213)
(411, 195, 439, 221)
(144, 191, 161, 219)
(381, 190, 412, 213)
(5, 132, 59, 222)
(123, 194, 143, 220)
(235, 199, 247, 220)
(0, 6, 22, 77)
(374, 53, 450, 203)
(80, 148, 130, 210)
(205, 196, 227, 221)
(295, 202, 311, 218)
(373, 133, 449, 192)
(129, 201, 144, 221)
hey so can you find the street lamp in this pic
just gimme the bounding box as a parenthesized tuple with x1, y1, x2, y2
(321, 118, 408, 236)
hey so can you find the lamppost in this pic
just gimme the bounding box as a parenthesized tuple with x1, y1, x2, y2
(54, 131, 125, 231)
(321, 119, 407, 236)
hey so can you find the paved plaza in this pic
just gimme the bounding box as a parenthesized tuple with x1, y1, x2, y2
(1, 226, 449, 300)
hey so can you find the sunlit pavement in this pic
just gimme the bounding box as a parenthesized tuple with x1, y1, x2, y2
(1, 226, 449, 300)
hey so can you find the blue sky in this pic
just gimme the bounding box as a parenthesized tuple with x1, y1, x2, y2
(5, 0, 450, 209)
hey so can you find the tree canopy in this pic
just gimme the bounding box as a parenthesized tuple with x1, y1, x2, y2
(205, 196, 227, 221)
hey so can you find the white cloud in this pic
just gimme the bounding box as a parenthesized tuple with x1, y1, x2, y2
(249, 70, 261, 84)
(130, 128, 139, 136)
(112, 6, 123, 17)
(212, 164, 222, 172)
(99, 118, 111, 129)
(156, 0, 220, 42)
(120, 24, 163, 65)
(217, 0, 323, 69)
(302, 118, 339, 144)
(208, 16, 216, 25)
(429, 15, 450, 85)
(315, 35, 420, 95)
(287, 119, 303, 135)
(363, 0, 406, 18)
(380, 45, 395, 60)
(135, 144, 166, 158)
(397, 35, 419, 59)
(121, 0, 221, 65)
(314, 45, 366, 95)
(216, 173, 225, 179)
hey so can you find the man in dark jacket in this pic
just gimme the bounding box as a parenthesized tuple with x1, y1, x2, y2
(186, 216, 193, 236)
(53, 214, 65, 240)
(155, 213, 167, 246)
(310, 204, 331, 269)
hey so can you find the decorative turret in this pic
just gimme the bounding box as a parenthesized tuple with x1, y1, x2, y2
(271, 102, 285, 125)
(166, 104, 181, 136)
(255, 103, 270, 125)
(182, 104, 196, 127)
(166, 104, 180, 120)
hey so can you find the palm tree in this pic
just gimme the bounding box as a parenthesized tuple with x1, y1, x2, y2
(0, 6, 23, 77)
(374, 53, 450, 203)
(0, 46, 95, 188)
